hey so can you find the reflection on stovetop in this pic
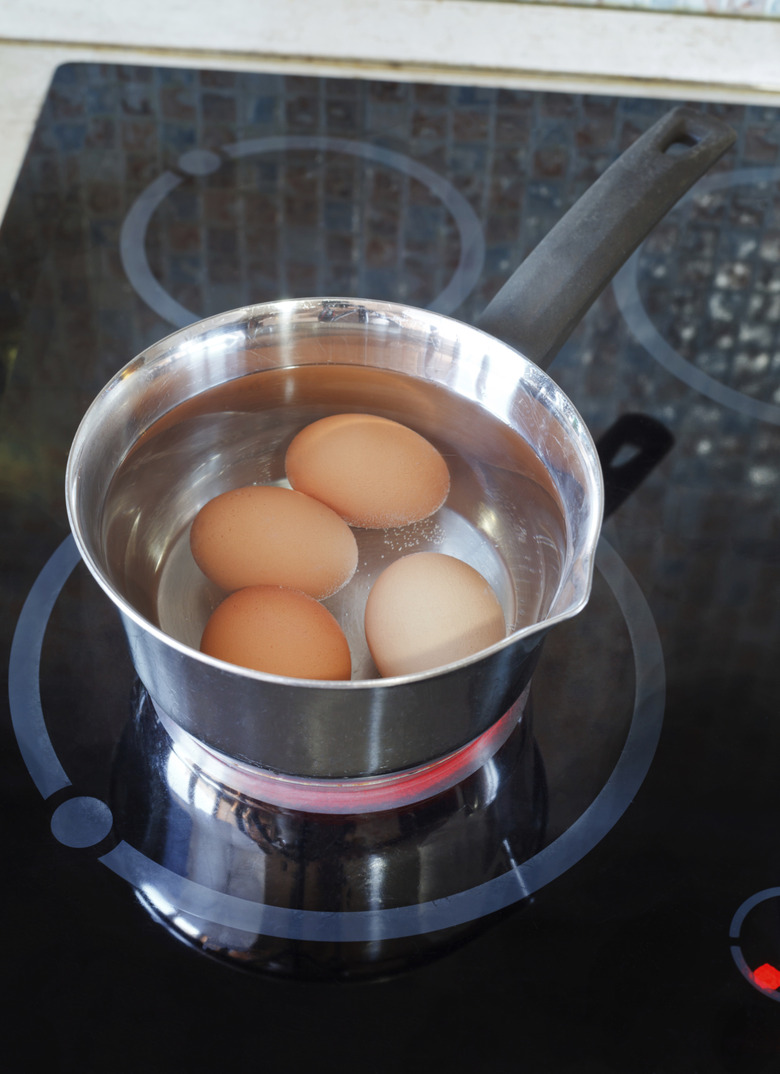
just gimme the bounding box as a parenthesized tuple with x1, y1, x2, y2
(111, 683, 545, 980)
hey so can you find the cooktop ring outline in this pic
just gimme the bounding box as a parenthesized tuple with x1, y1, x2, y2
(119, 135, 487, 328)
(613, 165, 780, 427)
(730, 887, 780, 1002)
(9, 532, 664, 942)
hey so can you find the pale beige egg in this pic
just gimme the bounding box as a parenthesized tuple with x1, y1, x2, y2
(285, 413, 450, 528)
(200, 585, 352, 680)
(190, 484, 358, 598)
(364, 552, 506, 677)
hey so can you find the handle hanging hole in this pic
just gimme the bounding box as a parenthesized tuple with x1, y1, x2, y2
(662, 132, 699, 156)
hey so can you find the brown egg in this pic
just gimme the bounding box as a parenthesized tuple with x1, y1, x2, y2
(285, 413, 450, 528)
(201, 585, 352, 680)
(364, 552, 506, 677)
(190, 484, 358, 598)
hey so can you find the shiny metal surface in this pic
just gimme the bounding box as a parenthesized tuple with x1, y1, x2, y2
(110, 684, 546, 979)
(66, 298, 603, 776)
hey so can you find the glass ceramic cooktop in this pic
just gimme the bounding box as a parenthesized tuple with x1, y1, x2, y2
(2, 64, 780, 1071)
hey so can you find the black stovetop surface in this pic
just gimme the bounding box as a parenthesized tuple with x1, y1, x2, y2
(2, 64, 780, 1072)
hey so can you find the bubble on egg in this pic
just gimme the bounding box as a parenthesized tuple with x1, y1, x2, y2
(364, 552, 506, 678)
(190, 484, 358, 598)
(201, 585, 352, 680)
(285, 413, 450, 528)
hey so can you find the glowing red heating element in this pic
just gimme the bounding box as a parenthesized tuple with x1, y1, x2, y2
(160, 686, 529, 814)
(752, 963, 780, 991)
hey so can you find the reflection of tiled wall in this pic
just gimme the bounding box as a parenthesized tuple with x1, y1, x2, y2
(523, 0, 780, 12)
(1, 64, 778, 536)
(1, 66, 777, 386)
(1, 63, 778, 688)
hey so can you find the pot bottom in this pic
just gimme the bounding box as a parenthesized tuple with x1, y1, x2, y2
(153, 685, 529, 814)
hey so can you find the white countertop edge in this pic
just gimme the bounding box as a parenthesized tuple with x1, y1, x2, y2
(3, 0, 780, 81)
(2, 3, 780, 221)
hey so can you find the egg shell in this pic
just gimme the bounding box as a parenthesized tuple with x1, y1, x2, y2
(190, 484, 358, 598)
(200, 585, 352, 680)
(364, 552, 506, 677)
(285, 413, 450, 528)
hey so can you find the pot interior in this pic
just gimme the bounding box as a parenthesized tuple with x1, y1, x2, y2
(69, 299, 602, 685)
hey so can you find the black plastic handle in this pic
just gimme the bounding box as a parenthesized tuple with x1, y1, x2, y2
(475, 107, 736, 369)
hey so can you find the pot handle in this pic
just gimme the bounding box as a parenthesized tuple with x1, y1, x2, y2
(475, 107, 736, 370)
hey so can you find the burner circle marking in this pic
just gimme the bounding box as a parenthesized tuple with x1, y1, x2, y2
(614, 166, 780, 427)
(10, 533, 665, 942)
(51, 796, 114, 849)
(120, 136, 486, 326)
(8, 535, 81, 799)
(730, 887, 780, 1002)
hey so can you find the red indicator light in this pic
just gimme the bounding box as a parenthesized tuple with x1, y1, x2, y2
(753, 963, 780, 991)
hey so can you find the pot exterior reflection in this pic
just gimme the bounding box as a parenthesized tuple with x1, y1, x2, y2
(123, 607, 547, 777)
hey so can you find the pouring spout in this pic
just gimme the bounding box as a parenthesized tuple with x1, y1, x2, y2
(475, 106, 736, 371)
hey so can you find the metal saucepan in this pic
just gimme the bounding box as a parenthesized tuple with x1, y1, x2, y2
(66, 107, 735, 780)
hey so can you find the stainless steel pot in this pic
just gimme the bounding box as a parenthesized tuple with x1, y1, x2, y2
(66, 107, 734, 779)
